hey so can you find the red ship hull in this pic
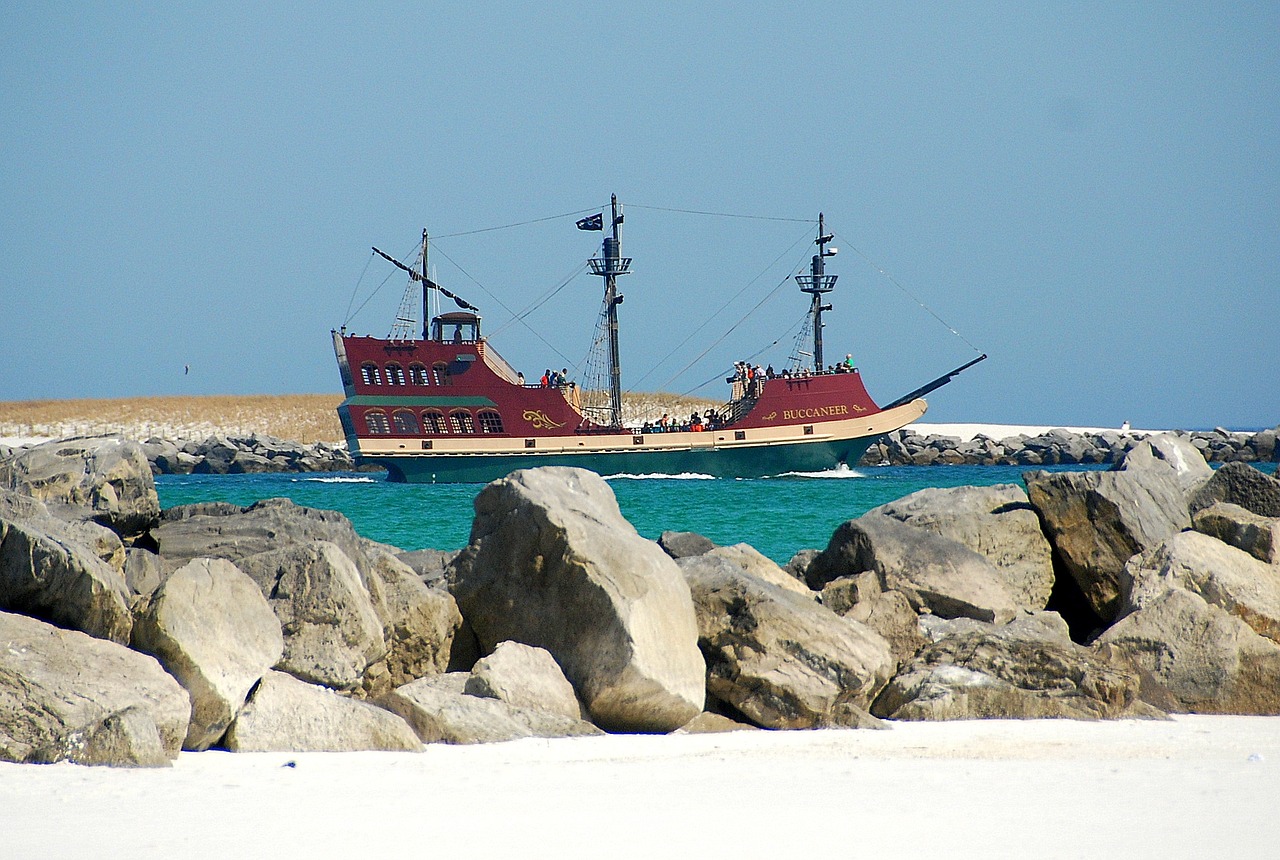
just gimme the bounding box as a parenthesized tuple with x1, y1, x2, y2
(333, 331, 926, 483)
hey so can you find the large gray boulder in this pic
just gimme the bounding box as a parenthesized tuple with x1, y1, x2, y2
(1095, 586, 1280, 714)
(705, 543, 815, 598)
(0, 437, 159, 536)
(1121, 530, 1280, 645)
(0, 515, 134, 643)
(124, 547, 167, 598)
(464, 641, 583, 720)
(805, 514, 1023, 624)
(378, 674, 603, 744)
(449, 467, 705, 733)
(1189, 462, 1280, 518)
(819, 572, 926, 668)
(130, 558, 284, 751)
(153, 497, 456, 695)
(394, 548, 458, 586)
(873, 614, 1144, 721)
(27, 705, 172, 767)
(0, 611, 190, 764)
(153, 498, 377, 581)
(867, 484, 1055, 611)
(1024, 463, 1191, 621)
(223, 670, 420, 752)
(679, 554, 895, 729)
(1116, 434, 1214, 493)
(1192, 502, 1280, 564)
(361, 550, 462, 697)
(658, 530, 718, 559)
(235, 540, 387, 692)
(0, 487, 125, 573)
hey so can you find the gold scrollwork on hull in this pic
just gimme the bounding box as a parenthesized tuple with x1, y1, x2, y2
(523, 410, 565, 429)
(762, 411, 778, 421)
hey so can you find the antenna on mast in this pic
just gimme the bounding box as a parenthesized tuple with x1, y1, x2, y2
(794, 213, 838, 371)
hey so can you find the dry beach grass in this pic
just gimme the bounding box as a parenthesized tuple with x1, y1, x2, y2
(0, 392, 721, 445)
(0, 394, 346, 444)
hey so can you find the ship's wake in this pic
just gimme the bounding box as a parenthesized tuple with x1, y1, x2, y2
(300, 476, 380, 484)
(772, 465, 865, 479)
(602, 472, 716, 481)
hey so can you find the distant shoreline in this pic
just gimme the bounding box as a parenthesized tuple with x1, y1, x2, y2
(1, 394, 1273, 456)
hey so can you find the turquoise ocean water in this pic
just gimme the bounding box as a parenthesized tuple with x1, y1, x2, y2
(156, 464, 1128, 565)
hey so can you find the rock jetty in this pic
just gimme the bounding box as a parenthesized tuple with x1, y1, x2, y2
(2, 425, 1275, 477)
(860, 426, 1280, 467)
(0, 433, 361, 475)
(3, 433, 1280, 766)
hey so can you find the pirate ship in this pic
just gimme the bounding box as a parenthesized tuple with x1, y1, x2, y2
(332, 197, 983, 482)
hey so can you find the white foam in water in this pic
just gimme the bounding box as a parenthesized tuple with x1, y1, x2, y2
(301, 476, 379, 483)
(773, 465, 865, 479)
(602, 472, 716, 481)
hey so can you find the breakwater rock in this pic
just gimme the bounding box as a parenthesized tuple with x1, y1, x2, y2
(2, 433, 359, 475)
(4, 434, 1280, 766)
(137, 433, 359, 474)
(860, 426, 1280, 467)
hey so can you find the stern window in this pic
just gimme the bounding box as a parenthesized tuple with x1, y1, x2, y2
(409, 363, 429, 386)
(392, 409, 420, 434)
(477, 410, 504, 434)
(449, 409, 475, 434)
(360, 363, 382, 386)
(386, 363, 406, 385)
(422, 410, 447, 434)
(365, 411, 391, 434)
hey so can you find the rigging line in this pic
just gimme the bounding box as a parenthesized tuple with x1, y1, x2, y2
(344, 253, 400, 328)
(343, 253, 376, 325)
(487, 260, 589, 338)
(428, 241, 578, 367)
(628, 224, 817, 391)
(838, 233, 984, 355)
(629, 203, 816, 224)
(681, 312, 809, 396)
(432, 207, 604, 239)
(653, 267, 800, 394)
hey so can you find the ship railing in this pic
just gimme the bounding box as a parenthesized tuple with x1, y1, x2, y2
(477, 341, 521, 385)
(579, 404, 612, 425)
(719, 391, 759, 426)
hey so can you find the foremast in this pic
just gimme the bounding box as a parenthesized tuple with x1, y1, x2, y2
(795, 214, 838, 372)
(587, 195, 630, 427)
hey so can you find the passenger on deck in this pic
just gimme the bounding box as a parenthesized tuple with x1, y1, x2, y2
(540, 369, 550, 387)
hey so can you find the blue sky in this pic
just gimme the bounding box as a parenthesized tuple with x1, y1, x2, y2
(2, 3, 1276, 429)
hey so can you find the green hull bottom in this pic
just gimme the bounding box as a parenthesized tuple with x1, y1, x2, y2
(362, 436, 879, 483)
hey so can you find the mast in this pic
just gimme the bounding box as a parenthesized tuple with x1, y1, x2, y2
(796, 213, 837, 371)
(420, 229, 429, 340)
(588, 194, 631, 427)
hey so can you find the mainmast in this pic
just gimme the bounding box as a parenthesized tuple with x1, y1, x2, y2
(795, 214, 837, 371)
(420, 229, 430, 340)
(588, 195, 630, 426)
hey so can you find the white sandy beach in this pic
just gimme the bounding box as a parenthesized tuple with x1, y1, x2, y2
(908, 422, 1159, 443)
(3, 715, 1277, 859)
